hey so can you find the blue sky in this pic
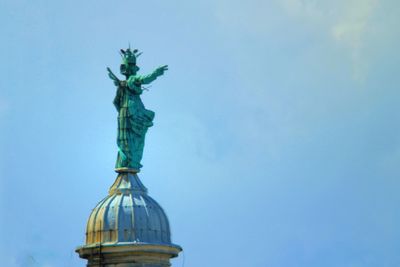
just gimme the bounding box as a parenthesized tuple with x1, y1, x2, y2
(1, 0, 399, 266)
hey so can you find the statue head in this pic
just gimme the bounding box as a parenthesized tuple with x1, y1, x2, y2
(120, 48, 141, 77)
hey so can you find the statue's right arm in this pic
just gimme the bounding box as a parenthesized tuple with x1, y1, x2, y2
(140, 65, 168, 84)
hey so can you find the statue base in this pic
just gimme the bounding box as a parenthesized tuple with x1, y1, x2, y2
(115, 167, 140, 173)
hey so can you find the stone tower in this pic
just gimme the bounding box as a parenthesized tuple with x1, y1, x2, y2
(76, 171, 181, 266)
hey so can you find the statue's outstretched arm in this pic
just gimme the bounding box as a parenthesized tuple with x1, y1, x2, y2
(107, 67, 121, 87)
(140, 65, 168, 84)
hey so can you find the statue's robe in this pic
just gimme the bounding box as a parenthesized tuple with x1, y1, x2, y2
(114, 76, 154, 170)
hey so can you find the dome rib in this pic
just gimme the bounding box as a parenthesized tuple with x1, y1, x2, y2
(86, 196, 107, 242)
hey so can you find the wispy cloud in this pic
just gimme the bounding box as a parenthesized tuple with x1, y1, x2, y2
(281, 0, 378, 81)
(215, 0, 382, 82)
(280, 0, 325, 20)
(331, 0, 377, 81)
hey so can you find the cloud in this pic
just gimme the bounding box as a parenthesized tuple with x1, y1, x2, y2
(280, 0, 378, 81)
(280, 0, 325, 20)
(214, 0, 383, 82)
(331, 0, 378, 81)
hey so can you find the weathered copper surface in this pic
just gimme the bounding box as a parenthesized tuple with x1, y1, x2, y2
(76, 173, 181, 266)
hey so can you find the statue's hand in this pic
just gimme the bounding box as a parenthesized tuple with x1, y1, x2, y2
(155, 65, 168, 76)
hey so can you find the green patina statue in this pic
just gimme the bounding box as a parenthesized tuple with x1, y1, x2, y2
(107, 47, 168, 171)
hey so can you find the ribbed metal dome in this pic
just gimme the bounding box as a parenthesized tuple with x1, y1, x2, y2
(85, 172, 172, 245)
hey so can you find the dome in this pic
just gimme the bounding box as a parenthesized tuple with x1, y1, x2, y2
(85, 172, 173, 245)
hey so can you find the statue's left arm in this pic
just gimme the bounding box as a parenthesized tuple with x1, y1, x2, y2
(139, 65, 168, 84)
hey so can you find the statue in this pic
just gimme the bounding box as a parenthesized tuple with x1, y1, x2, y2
(107, 47, 168, 171)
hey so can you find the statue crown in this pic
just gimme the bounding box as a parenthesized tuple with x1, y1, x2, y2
(120, 48, 142, 65)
